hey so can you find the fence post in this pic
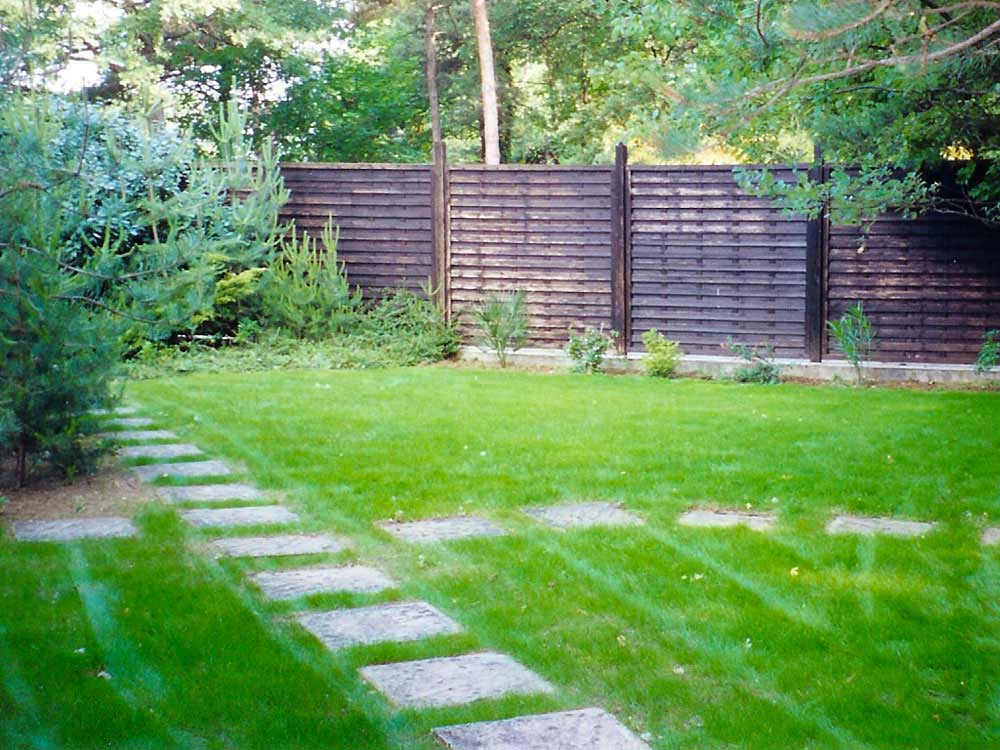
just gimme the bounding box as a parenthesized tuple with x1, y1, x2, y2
(610, 142, 630, 354)
(431, 140, 450, 319)
(804, 147, 828, 361)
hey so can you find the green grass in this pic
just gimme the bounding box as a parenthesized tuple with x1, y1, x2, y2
(3, 368, 999, 749)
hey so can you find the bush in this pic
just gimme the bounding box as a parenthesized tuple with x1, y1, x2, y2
(642, 329, 682, 377)
(974, 330, 999, 374)
(473, 290, 529, 368)
(827, 302, 875, 384)
(725, 338, 781, 384)
(359, 285, 461, 364)
(566, 326, 617, 374)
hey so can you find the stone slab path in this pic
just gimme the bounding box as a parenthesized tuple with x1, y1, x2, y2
(91, 406, 138, 416)
(11, 517, 139, 542)
(213, 534, 344, 558)
(181, 505, 299, 528)
(99, 430, 179, 442)
(119, 443, 203, 460)
(360, 652, 554, 709)
(982, 527, 1000, 546)
(677, 508, 775, 531)
(297, 600, 462, 651)
(157, 483, 265, 504)
(826, 515, 935, 538)
(133, 460, 232, 483)
(251, 565, 395, 600)
(524, 502, 643, 530)
(433, 708, 652, 750)
(379, 516, 507, 544)
(106, 417, 154, 428)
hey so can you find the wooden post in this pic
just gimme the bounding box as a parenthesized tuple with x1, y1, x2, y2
(804, 147, 828, 361)
(610, 142, 630, 353)
(431, 140, 450, 318)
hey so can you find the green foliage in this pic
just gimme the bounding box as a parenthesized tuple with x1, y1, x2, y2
(566, 326, 617, 374)
(473, 290, 529, 368)
(260, 222, 362, 340)
(974, 330, 1000, 374)
(641, 329, 681, 378)
(359, 285, 461, 365)
(725, 338, 782, 384)
(827, 302, 875, 384)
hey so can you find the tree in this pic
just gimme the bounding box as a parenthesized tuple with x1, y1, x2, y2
(471, 0, 500, 163)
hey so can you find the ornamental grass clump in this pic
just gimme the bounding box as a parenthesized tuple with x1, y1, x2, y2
(473, 290, 529, 368)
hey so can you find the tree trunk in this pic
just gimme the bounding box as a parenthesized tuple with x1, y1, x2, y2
(424, 0, 442, 145)
(471, 0, 500, 164)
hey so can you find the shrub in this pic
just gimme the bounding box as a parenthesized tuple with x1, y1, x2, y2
(261, 222, 362, 339)
(725, 338, 781, 384)
(974, 330, 999, 374)
(827, 302, 875, 384)
(473, 290, 529, 368)
(566, 326, 617, 374)
(642, 329, 682, 377)
(359, 285, 461, 364)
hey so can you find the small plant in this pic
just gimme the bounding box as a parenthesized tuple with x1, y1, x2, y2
(725, 338, 781, 384)
(567, 326, 617, 374)
(974, 330, 1000, 374)
(827, 302, 875, 384)
(642, 329, 682, 377)
(473, 290, 529, 368)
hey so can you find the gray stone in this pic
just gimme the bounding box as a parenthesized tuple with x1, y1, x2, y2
(181, 505, 298, 528)
(119, 444, 203, 460)
(98, 430, 179, 442)
(91, 406, 138, 416)
(133, 460, 232, 483)
(212, 533, 344, 558)
(12, 517, 138, 542)
(157, 483, 265, 504)
(982, 527, 1000, 546)
(826, 515, 935, 538)
(105, 417, 154, 428)
(677, 508, 775, 531)
(360, 652, 554, 709)
(433, 708, 652, 750)
(524, 501, 643, 529)
(297, 600, 462, 651)
(251, 564, 395, 600)
(378, 516, 506, 544)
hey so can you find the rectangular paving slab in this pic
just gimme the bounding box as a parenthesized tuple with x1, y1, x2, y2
(156, 483, 265, 504)
(360, 652, 554, 709)
(133, 460, 232, 483)
(119, 443, 203, 460)
(378, 516, 507, 544)
(99, 430, 179, 442)
(181, 505, 299, 528)
(11, 517, 138, 542)
(91, 406, 138, 416)
(983, 527, 1000, 546)
(251, 564, 395, 600)
(433, 708, 652, 750)
(826, 515, 935, 537)
(677, 508, 775, 531)
(105, 417, 154, 428)
(297, 600, 462, 651)
(524, 501, 643, 529)
(212, 533, 344, 558)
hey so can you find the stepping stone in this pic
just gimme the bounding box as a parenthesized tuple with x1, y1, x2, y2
(119, 443, 203, 460)
(91, 406, 138, 416)
(983, 527, 1000, 546)
(105, 417, 153, 428)
(133, 460, 231, 483)
(434, 707, 652, 750)
(826, 515, 935, 538)
(524, 501, 643, 529)
(98, 430, 179, 442)
(378, 516, 506, 544)
(677, 508, 775, 531)
(212, 533, 344, 558)
(180, 505, 298, 528)
(11, 517, 138, 542)
(157, 483, 265, 504)
(251, 564, 395, 600)
(297, 600, 462, 651)
(360, 652, 554, 709)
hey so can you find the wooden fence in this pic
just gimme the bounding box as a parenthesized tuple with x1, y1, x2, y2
(278, 152, 1000, 364)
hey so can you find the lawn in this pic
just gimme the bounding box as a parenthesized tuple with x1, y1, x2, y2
(3, 367, 999, 749)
